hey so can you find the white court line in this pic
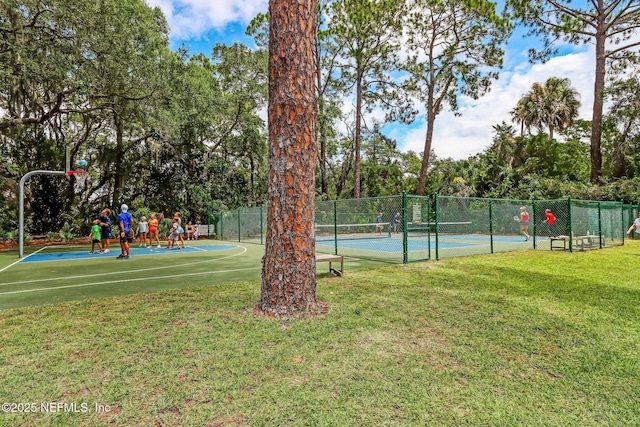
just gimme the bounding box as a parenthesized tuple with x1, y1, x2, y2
(0, 267, 263, 295)
(0, 246, 48, 274)
(189, 246, 208, 252)
(0, 246, 248, 287)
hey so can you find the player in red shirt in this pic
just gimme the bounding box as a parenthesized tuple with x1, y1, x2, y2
(544, 209, 556, 237)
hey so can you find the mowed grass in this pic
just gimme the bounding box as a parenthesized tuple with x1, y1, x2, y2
(0, 241, 386, 310)
(1, 242, 639, 426)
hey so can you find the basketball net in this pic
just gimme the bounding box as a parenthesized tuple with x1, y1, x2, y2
(66, 170, 89, 193)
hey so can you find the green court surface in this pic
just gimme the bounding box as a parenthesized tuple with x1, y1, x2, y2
(0, 240, 385, 311)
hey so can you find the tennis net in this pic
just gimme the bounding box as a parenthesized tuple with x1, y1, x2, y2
(315, 222, 392, 241)
(314, 221, 474, 241)
(406, 221, 473, 237)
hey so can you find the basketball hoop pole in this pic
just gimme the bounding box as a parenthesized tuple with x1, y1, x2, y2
(18, 148, 69, 259)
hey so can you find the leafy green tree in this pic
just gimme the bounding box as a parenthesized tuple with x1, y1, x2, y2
(328, 0, 413, 198)
(0, 0, 92, 130)
(404, 0, 510, 195)
(603, 77, 640, 179)
(468, 121, 591, 199)
(361, 129, 404, 197)
(0, 0, 174, 212)
(507, 0, 640, 183)
(209, 43, 268, 208)
(423, 154, 478, 197)
(315, 0, 347, 200)
(88, 0, 171, 208)
(325, 130, 356, 199)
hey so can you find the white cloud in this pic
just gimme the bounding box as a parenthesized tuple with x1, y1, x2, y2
(146, 0, 268, 39)
(394, 48, 596, 160)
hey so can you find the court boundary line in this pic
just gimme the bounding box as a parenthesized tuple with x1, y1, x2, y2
(0, 245, 248, 287)
(0, 266, 262, 296)
(0, 246, 47, 274)
(2, 255, 365, 296)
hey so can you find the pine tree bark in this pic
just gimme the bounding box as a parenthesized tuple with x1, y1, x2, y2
(258, 0, 320, 317)
(590, 28, 606, 184)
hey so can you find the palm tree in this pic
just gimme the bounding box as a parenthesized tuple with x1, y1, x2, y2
(511, 94, 539, 136)
(511, 77, 581, 140)
(544, 77, 581, 140)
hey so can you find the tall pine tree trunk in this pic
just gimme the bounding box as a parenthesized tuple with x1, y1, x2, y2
(112, 112, 125, 208)
(258, 0, 320, 317)
(590, 29, 606, 184)
(353, 76, 363, 199)
(417, 82, 436, 196)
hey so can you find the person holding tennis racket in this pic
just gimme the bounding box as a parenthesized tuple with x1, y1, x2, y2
(519, 206, 530, 241)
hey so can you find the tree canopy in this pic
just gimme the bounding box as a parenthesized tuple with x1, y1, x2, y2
(507, 0, 640, 183)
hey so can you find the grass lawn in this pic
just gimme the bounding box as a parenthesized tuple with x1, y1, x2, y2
(1, 242, 639, 426)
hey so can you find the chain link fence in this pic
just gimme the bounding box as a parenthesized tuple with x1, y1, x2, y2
(623, 204, 639, 239)
(208, 207, 266, 244)
(208, 194, 630, 264)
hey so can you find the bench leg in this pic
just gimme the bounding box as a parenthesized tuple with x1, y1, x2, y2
(329, 260, 343, 276)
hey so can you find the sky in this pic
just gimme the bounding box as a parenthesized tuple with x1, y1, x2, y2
(146, 0, 597, 161)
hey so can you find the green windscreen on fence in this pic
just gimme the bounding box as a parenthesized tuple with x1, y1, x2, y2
(210, 194, 630, 263)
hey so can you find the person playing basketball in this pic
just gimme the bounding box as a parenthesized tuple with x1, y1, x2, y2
(99, 208, 112, 254)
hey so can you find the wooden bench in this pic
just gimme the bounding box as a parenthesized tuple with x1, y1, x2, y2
(573, 235, 596, 251)
(316, 253, 344, 276)
(552, 235, 603, 251)
(550, 236, 569, 251)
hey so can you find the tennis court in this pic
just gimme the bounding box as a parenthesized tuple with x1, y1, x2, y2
(312, 217, 536, 262)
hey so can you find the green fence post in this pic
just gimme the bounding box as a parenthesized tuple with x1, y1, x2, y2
(435, 194, 440, 261)
(532, 199, 537, 250)
(598, 202, 603, 248)
(489, 200, 494, 254)
(403, 192, 408, 264)
(333, 200, 338, 255)
(621, 200, 624, 245)
(428, 195, 432, 261)
(568, 197, 573, 252)
(260, 206, 264, 245)
(220, 213, 224, 241)
(237, 209, 241, 242)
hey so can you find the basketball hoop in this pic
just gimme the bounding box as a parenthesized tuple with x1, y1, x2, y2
(66, 170, 89, 192)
